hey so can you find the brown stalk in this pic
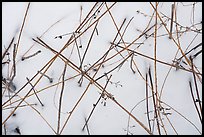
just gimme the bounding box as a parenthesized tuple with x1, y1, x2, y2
(73, 33, 82, 67)
(148, 67, 161, 134)
(26, 77, 44, 107)
(94, 53, 132, 82)
(82, 75, 112, 131)
(15, 2, 30, 56)
(9, 44, 17, 84)
(84, 118, 90, 135)
(78, 17, 126, 85)
(21, 50, 41, 61)
(78, 20, 99, 86)
(153, 2, 167, 134)
(189, 81, 202, 123)
(76, 2, 101, 33)
(145, 73, 152, 132)
(59, 16, 119, 133)
(2, 103, 37, 110)
(130, 53, 136, 73)
(2, 37, 14, 60)
(57, 63, 67, 134)
(169, 3, 175, 39)
(38, 70, 53, 83)
(189, 57, 202, 117)
(126, 96, 153, 135)
(79, 20, 99, 68)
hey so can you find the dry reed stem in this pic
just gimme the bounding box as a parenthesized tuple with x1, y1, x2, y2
(57, 63, 67, 134)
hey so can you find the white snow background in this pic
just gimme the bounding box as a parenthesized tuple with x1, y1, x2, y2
(2, 2, 202, 135)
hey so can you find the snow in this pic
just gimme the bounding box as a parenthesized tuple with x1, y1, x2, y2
(2, 2, 202, 135)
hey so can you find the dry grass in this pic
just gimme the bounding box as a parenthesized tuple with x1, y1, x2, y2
(2, 2, 202, 135)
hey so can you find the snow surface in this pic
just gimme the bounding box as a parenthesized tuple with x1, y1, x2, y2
(2, 2, 202, 135)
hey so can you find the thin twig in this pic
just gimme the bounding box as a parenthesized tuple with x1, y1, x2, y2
(15, 2, 30, 56)
(78, 20, 99, 86)
(149, 66, 160, 134)
(2, 103, 37, 110)
(79, 20, 99, 68)
(94, 53, 132, 82)
(169, 3, 175, 39)
(2, 37, 14, 60)
(130, 53, 136, 73)
(57, 63, 67, 134)
(26, 77, 44, 107)
(23, 16, 66, 57)
(145, 73, 152, 132)
(9, 43, 17, 84)
(189, 56, 202, 117)
(82, 75, 112, 131)
(21, 50, 41, 61)
(160, 101, 201, 134)
(116, 44, 201, 75)
(84, 118, 90, 135)
(189, 80, 202, 123)
(38, 70, 53, 83)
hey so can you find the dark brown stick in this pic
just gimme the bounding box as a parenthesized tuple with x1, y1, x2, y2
(57, 63, 67, 134)
(169, 3, 175, 39)
(189, 81, 202, 123)
(84, 118, 90, 135)
(2, 37, 14, 60)
(146, 73, 152, 132)
(149, 67, 161, 134)
(26, 77, 44, 107)
(190, 56, 202, 117)
(21, 50, 41, 61)
(82, 75, 112, 130)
